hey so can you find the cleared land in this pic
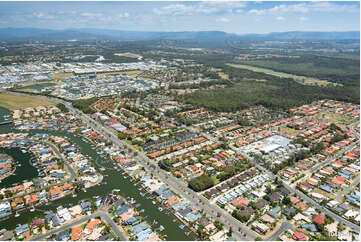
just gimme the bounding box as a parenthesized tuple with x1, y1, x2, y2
(218, 72, 229, 80)
(101, 70, 142, 77)
(0, 93, 55, 110)
(226, 63, 340, 87)
(280, 126, 300, 135)
(51, 72, 74, 80)
(114, 52, 143, 60)
(315, 112, 358, 125)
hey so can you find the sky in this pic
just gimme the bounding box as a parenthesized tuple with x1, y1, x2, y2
(0, 1, 359, 34)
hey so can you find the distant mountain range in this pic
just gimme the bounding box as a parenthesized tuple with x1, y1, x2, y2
(0, 28, 359, 41)
(240, 31, 360, 40)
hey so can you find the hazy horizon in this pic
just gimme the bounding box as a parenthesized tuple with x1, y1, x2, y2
(0, 1, 359, 34)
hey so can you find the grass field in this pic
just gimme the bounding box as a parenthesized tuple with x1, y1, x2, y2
(0, 93, 55, 110)
(18, 88, 39, 93)
(243, 78, 267, 83)
(114, 52, 143, 60)
(101, 70, 142, 77)
(315, 112, 358, 125)
(210, 175, 220, 185)
(226, 63, 340, 87)
(218, 72, 229, 80)
(280, 126, 300, 135)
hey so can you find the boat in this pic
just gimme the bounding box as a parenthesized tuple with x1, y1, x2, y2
(15, 212, 20, 217)
(30, 207, 35, 212)
(158, 207, 163, 211)
(152, 201, 156, 205)
(139, 209, 145, 213)
(72, 194, 77, 198)
(179, 225, 185, 230)
(158, 225, 165, 232)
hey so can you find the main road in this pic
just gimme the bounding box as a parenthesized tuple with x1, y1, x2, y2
(47, 98, 253, 241)
(32, 209, 127, 241)
(9, 91, 361, 238)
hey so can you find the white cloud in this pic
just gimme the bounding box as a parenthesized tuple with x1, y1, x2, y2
(217, 17, 230, 23)
(33, 12, 54, 20)
(80, 12, 103, 18)
(310, 2, 359, 13)
(276, 16, 285, 21)
(299, 16, 308, 21)
(119, 12, 129, 18)
(152, 2, 246, 16)
(248, 9, 265, 15)
(248, 2, 359, 15)
(152, 4, 214, 16)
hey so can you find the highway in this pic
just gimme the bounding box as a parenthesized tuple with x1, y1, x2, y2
(32, 210, 127, 241)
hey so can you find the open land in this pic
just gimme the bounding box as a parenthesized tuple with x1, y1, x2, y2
(0, 92, 55, 110)
(226, 63, 339, 87)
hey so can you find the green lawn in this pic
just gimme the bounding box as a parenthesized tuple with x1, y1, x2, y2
(226, 63, 339, 87)
(0, 93, 55, 110)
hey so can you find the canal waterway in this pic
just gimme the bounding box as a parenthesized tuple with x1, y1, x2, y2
(0, 147, 39, 189)
(0, 106, 195, 240)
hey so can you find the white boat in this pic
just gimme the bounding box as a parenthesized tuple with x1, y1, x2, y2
(15, 212, 20, 217)
(30, 207, 35, 212)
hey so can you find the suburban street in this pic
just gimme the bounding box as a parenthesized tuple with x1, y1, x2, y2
(56, 100, 253, 241)
(32, 210, 127, 241)
(9, 92, 361, 239)
(1, 141, 77, 202)
(238, 147, 361, 233)
(45, 141, 77, 182)
(336, 175, 360, 205)
(266, 221, 293, 241)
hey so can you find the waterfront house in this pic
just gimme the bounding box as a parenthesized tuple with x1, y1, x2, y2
(15, 224, 29, 238)
(80, 201, 92, 213)
(11, 197, 24, 210)
(49, 186, 62, 200)
(24, 194, 39, 205)
(44, 212, 60, 228)
(31, 218, 44, 229)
